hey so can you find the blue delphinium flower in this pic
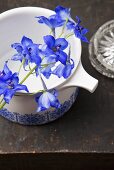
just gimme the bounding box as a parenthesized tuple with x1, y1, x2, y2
(11, 36, 41, 68)
(36, 15, 64, 30)
(66, 21, 75, 31)
(55, 5, 72, 21)
(53, 59, 74, 79)
(37, 6, 75, 37)
(55, 6, 76, 30)
(37, 6, 73, 29)
(43, 35, 68, 64)
(0, 62, 12, 81)
(35, 89, 60, 112)
(39, 54, 57, 79)
(71, 16, 89, 43)
(37, 6, 88, 43)
(35, 54, 57, 79)
(55, 7, 89, 42)
(73, 16, 89, 43)
(36, 14, 65, 37)
(0, 62, 28, 103)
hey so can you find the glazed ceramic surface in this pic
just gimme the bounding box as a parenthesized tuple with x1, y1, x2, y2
(0, 87, 79, 125)
(0, 7, 98, 125)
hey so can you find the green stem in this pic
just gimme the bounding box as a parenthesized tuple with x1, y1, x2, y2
(0, 97, 4, 105)
(58, 18, 68, 38)
(49, 29, 53, 35)
(18, 58, 25, 74)
(41, 62, 56, 68)
(28, 63, 33, 72)
(0, 101, 6, 109)
(20, 65, 37, 84)
(65, 32, 74, 39)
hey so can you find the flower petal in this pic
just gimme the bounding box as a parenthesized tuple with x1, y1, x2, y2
(82, 28, 88, 35)
(3, 62, 12, 75)
(66, 21, 75, 30)
(41, 66, 52, 79)
(51, 98, 60, 108)
(43, 35, 55, 48)
(4, 89, 15, 104)
(30, 44, 42, 65)
(36, 16, 52, 28)
(36, 92, 50, 111)
(21, 36, 33, 47)
(0, 81, 7, 88)
(14, 84, 29, 92)
(81, 36, 89, 43)
(32, 55, 41, 65)
(0, 88, 6, 95)
(76, 16, 81, 25)
(11, 43, 23, 53)
(52, 64, 65, 78)
(73, 17, 89, 43)
(35, 66, 39, 77)
(47, 91, 60, 108)
(63, 64, 72, 78)
(41, 55, 57, 65)
(51, 89, 58, 97)
(58, 51, 67, 64)
(55, 38, 68, 50)
(55, 6, 71, 20)
(47, 92, 56, 102)
(0, 63, 12, 81)
(11, 73, 19, 86)
(55, 6, 65, 13)
(36, 89, 60, 112)
(11, 54, 23, 61)
(49, 14, 64, 27)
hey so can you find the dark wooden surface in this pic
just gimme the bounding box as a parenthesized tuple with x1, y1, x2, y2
(0, 0, 114, 169)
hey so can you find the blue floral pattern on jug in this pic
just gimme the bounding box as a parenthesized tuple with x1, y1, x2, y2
(0, 89, 79, 125)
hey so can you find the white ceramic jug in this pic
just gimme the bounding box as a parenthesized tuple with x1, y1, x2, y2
(0, 7, 98, 125)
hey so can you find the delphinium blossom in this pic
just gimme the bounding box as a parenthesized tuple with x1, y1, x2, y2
(43, 35, 68, 64)
(0, 62, 28, 108)
(35, 87, 60, 112)
(11, 36, 42, 69)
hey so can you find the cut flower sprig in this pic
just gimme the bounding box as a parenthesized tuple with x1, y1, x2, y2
(0, 5, 88, 111)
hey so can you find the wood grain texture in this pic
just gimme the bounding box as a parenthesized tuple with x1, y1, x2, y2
(0, 0, 114, 169)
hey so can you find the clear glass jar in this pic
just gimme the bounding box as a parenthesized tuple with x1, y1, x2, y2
(89, 20, 114, 78)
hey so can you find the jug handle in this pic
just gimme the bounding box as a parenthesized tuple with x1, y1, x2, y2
(61, 61, 98, 93)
